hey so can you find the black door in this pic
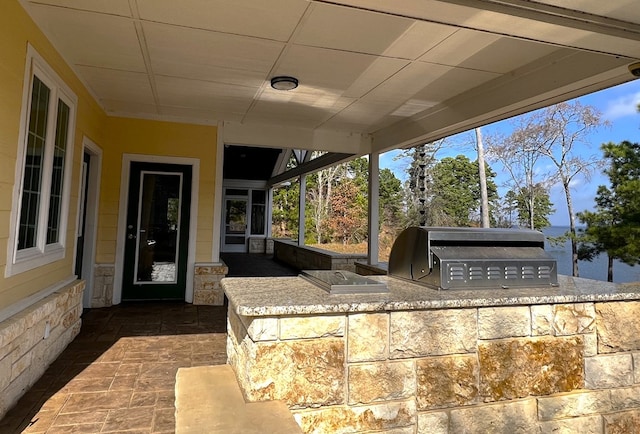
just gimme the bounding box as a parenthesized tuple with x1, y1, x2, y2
(122, 162, 192, 300)
(75, 152, 90, 277)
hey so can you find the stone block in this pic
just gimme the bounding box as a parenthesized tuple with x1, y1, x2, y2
(603, 409, 640, 434)
(537, 390, 611, 420)
(348, 361, 415, 405)
(585, 354, 633, 389)
(348, 313, 389, 362)
(478, 306, 530, 340)
(0, 354, 11, 391)
(0, 319, 23, 350)
(531, 304, 553, 336)
(280, 315, 345, 340)
(194, 263, 228, 275)
(238, 315, 278, 342)
(416, 355, 478, 410)
(238, 338, 345, 408)
(538, 415, 603, 433)
(611, 385, 640, 410)
(193, 289, 224, 306)
(390, 309, 477, 358)
(450, 399, 537, 434)
(417, 411, 448, 434)
(596, 301, 640, 353)
(583, 333, 598, 357)
(293, 400, 415, 433)
(478, 336, 583, 402)
(11, 350, 32, 382)
(553, 303, 595, 335)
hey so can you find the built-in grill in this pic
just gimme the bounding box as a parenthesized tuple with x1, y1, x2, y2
(388, 227, 558, 290)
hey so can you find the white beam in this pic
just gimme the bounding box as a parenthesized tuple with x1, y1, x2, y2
(212, 123, 225, 263)
(223, 121, 372, 155)
(368, 152, 380, 266)
(298, 175, 306, 246)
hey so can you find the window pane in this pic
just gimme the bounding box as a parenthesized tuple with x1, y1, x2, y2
(251, 190, 266, 235)
(18, 76, 50, 250)
(47, 100, 70, 244)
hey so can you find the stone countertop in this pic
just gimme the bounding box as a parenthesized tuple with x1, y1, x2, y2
(222, 275, 640, 317)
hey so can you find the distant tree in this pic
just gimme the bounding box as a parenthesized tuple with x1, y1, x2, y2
(328, 179, 367, 244)
(272, 181, 299, 239)
(486, 123, 554, 230)
(430, 155, 498, 226)
(505, 184, 554, 230)
(577, 141, 640, 281)
(379, 168, 403, 233)
(490, 101, 606, 276)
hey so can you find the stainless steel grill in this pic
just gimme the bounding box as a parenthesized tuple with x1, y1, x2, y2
(388, 227, 558, 290)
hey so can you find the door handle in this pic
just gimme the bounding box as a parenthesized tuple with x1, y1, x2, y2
(128, 234, 136, 240)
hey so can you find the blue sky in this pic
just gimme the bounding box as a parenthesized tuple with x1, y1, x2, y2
(380, 79, 640, 226)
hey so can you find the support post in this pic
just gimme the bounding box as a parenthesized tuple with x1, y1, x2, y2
(266, 187, 273, 238)
(368, 152, 380, 265)
(298, 174, 306, 246)
(212, 123, 225, 263)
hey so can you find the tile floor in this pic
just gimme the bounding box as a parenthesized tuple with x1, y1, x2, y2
(0, 302, 228, 433)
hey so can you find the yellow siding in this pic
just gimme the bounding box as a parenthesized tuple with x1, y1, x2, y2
(0, 1, 107, 308)
(0, 0, 220, 310)
(100, 117, 217, 264)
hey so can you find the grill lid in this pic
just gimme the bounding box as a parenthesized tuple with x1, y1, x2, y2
(388, 227, 558, 290)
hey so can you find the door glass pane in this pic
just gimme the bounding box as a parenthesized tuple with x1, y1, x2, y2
(225, 199, 247, 244)
(251, 190, 266, 235)
(135, 172, 182, 283)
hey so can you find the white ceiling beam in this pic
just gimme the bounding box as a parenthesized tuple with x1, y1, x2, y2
(222, 121, 373, 155)
(440, 0, 640, 42)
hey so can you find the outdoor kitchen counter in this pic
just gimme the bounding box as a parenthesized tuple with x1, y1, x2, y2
(224, 274, 640, 433)
(222, 274, 640, 317)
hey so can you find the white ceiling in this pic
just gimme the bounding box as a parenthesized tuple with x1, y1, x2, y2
(18, 0, 640, 154)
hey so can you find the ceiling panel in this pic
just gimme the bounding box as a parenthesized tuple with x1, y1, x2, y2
(274, 45, 398, 97)
(155, 76, 257, 113)
(136, 0, 309, 41)
(26, 0, 132, 16)
(419, 29, 557, 73)
(100, 99, 159, 116)
(26, 4, 145, 72)
(320, 99, 403, 131)
(159, 106, 244, 123)
(76, 66, 154, 104)
(294, 3, 418, 57)
(246, 89, 356, 128)
(144, 22, 285, 78)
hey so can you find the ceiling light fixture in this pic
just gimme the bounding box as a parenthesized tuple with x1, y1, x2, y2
(270, 76, 299, 91)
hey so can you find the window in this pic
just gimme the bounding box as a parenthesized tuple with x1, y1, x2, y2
(6, 46, 77, 276)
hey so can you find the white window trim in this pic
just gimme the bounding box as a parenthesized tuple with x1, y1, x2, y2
(5, 45, 77, 277)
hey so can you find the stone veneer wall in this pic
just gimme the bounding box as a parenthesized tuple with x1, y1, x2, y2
(273, 239, 367, 272)
(193, 262, 228, 305)
(92, 263, 115, 307)
(0, 280, 84, 418)
(227, 300, 640, 433)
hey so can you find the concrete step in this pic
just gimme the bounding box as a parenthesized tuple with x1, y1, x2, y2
(175, 365, 302, 434)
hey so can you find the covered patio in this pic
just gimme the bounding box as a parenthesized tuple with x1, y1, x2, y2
(3, 0, 640, 432)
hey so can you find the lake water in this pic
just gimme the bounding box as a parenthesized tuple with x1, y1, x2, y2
(543, 226, 640, 283)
